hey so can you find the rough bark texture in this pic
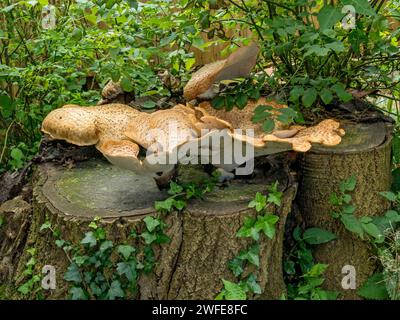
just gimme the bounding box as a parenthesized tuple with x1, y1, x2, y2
(0, 197, 32, 286)
(1, 159, 295, 300)
(297, 121, 392, 299)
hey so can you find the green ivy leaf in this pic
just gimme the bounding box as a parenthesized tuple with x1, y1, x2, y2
(168, 181, 183, 195)
(141, 231, 157, 244)
(222, 280, 247, 300)
(228, 258, 244, 277)
(117, 245, 135, 260)
(254, 214, 279, 239)
(248, 192, 267, 212)
(81, 231, 97, 247)
(70, 287, 88, 300)
(143, 216, 160, 232)
(107, 280, 125, 300)
(246, 274, 262, 294)
(116, 261, 137, 282)
(64, 263, 82, 283)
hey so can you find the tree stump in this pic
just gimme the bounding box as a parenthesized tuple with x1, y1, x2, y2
(7, 159, 296, 299)
(297, 121, 392, 299)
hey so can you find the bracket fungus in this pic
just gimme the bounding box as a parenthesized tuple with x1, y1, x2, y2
(183, 42, 260, 101)
(41, 43, 345, 177)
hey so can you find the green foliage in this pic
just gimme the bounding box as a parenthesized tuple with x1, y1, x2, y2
(302, 228, 337, 245)
(284, 226, 338, 300)
(17, 248, 43, 299)
(330, 177, 400, 299)
(218, 182, 282, 300)
(330, 176, 394, 243)
(155, 176, 218, 213)
(41, 217, 160, 300)
(0, 0, 205, 172)
(357, 273, 390, 300)
(196, 0, 400, 131)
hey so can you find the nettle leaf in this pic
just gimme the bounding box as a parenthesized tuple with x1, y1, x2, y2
(361, 222, 383, 241)
(222, 279, 247, 300)
(143, 216, 160, 232)
(289, 86, 305, 102)
(341, 0, 376, 16)
(325, 41, 345, 53)
(304, 45, 330, 57)
(302, 88, 318, 108)
(331, 83, 352, 102)
(357, 273, 389, 300)
(117, 244, 135, 260)
(277, 108, 297, 124)
(319, 88, 334, 105)
(262, 119, 275, 133)
(235, 93, 248, 109)
(340, 214, 364, 238)
(252, 106, 272, 123)
(120, 76, 134, 92)
(81, 231, 97, 247)
(211, 96, 225, 110)
(303, 228, 337, 245)
(318, 5, 343, 30)
(385, 210, 400, 223)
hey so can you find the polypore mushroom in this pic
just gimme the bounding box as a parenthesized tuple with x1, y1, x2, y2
(183, 42, 260, 101)
(41, 103, 231, 175)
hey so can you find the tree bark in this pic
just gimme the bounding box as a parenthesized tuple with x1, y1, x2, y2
(297, 121, 393, 299)
(2, 159, 296, 300)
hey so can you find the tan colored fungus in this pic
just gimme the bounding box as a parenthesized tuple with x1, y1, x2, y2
(183, 42, 260, 101)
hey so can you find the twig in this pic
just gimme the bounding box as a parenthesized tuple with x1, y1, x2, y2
(0, 120, 15, 166)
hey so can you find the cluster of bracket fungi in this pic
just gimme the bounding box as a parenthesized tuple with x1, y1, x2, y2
(41, 43, 345, 176)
